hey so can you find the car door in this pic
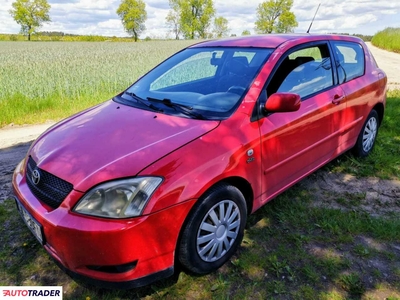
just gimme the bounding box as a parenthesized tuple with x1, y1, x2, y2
(258, 42, 347, 202)
(330, 40, 372, 152)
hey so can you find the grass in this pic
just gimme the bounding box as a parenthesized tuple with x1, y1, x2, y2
(372, 27, 400, 53)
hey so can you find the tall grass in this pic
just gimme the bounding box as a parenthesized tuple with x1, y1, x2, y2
(0, 41, 197, 127)
(371, 27, 400, 53)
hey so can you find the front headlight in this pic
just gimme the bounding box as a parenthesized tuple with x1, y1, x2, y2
(73, 177, 162, 218)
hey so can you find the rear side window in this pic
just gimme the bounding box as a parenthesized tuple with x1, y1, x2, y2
(267, 44, 334, 99)
(332, 41, 365, 83)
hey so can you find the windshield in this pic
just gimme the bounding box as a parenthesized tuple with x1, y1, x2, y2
(117, 47, 273, 119)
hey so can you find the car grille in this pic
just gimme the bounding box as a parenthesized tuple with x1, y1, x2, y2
(26, 156, 73, 209)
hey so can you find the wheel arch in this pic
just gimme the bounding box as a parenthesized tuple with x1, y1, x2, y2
(218, 176, 254, 215)
(174, 176, 254, 268)
(373, 102, 384, 126)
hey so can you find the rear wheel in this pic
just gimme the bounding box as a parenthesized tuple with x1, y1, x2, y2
(353, 109, 379, 157)
(178, 184, 247, 274)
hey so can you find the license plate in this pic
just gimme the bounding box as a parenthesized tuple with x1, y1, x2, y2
(15, 200, 44, 245)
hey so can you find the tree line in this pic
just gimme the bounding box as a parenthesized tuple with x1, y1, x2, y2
(9, 0, 297, 41)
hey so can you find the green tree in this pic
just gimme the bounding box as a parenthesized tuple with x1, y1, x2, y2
(170, 0, 215, 39)
(255, 0, 297, 34)
(166, 1, 181, 39)
(9, 0, 51, 41)
(117, 0, 147, 42)
(241, 29, 251, 36)
(213, 16, 229, 38)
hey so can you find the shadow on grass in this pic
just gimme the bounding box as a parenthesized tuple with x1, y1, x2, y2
(220, 179, 400, 299)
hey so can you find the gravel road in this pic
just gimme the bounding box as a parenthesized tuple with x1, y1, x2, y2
(1, 42, 399, 204)
(366, 42, 400, 90)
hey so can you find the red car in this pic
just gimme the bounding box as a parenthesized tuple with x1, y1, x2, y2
(12, 34, 386, 288)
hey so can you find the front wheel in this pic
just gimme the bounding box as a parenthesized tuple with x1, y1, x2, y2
(353, 109, 379, 157)
(178, 184, 247, 274)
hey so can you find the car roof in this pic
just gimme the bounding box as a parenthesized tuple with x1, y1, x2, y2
(189, 34, 363, 49)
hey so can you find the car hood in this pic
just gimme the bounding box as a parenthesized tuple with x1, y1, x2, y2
(29, 100, 219, 192)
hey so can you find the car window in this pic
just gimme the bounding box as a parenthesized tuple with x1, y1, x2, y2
(233, 51, 256, 64)
(267, 44, 334, 99)
(150, 51, 222, 90)
(124, 47, 273, 119)
(332, 41, 365, 83)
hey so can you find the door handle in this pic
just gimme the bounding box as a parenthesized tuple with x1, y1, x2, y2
(332, 95, 345, 105)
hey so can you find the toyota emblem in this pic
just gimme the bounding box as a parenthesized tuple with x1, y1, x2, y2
(32, 169, 41, 185)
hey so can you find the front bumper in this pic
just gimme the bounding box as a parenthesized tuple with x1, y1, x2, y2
(12, 162, 196, 288)
(52, 257, 174, 289)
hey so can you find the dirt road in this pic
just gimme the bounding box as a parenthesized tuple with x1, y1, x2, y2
(366, 42, 400, 90)
(1, 42, 399, 204)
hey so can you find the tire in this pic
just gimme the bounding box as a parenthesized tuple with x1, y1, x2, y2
(353, 109, 379, 157)
(178, 184, 247, 274)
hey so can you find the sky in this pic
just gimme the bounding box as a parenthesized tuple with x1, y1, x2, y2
(1, 0, 400, 38)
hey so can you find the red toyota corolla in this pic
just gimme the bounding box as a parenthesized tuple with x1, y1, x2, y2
(12, 34, 386, 288)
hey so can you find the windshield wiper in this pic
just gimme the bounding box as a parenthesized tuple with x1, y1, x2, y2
(146, 97, 206, 120)
(146, 97, 193, 109)
(124, 92, 163, 112)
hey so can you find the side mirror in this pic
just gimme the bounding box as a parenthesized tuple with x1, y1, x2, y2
(265, 92, 301, 113)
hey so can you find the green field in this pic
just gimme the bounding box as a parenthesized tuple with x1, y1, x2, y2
(0, 40, 197, 127)
(372, 27, 400, 53)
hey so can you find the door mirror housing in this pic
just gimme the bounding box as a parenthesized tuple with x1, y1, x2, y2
(265, 92, 301, 113)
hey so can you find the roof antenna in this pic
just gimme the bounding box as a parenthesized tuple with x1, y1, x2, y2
(307, 3, 321, 33)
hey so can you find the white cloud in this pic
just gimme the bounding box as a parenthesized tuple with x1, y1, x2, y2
(1, 0, 400, 38)
(339, 14, 378, 30)
(294, 0, 400, 33)
(379, 9, 398, 15)
(1, 0, 21, 33)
